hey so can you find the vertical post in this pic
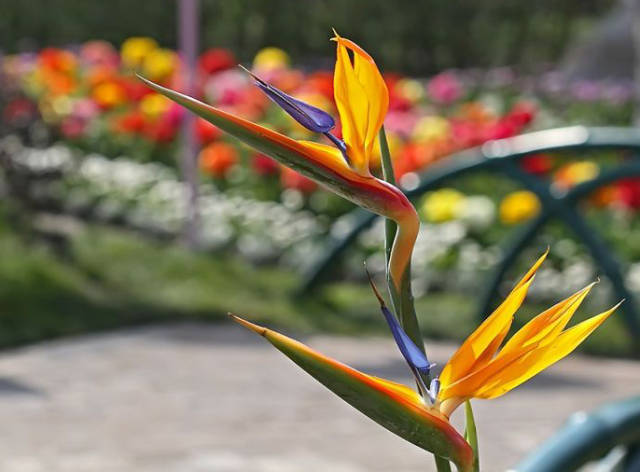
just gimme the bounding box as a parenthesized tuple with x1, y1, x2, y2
(178, 0, 200, 248)
(630, 0, 640, 126)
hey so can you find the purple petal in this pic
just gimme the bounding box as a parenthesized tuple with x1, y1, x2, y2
(241, 65, 335, 133)
(367, 272, 434, 389)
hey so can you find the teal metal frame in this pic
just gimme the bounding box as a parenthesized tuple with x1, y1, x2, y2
(512, 396, 640, 471)
(300, 126, 640, 341)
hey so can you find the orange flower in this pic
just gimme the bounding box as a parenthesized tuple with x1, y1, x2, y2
(199, 142, 238, 177)
(92, 81, 127, 109)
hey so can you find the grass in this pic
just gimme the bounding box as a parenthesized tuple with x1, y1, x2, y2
(0, 219, 636, 357)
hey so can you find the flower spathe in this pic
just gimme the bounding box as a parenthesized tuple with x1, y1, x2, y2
(229, 314, 474, 472)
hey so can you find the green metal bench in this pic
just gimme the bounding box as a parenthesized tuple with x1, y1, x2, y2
(512, 395, 640, 472)
(301, 126, 640, 342)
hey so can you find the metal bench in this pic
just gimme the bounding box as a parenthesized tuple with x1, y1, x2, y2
(512, 395, 640, 471)
(301, 126, 640, 343)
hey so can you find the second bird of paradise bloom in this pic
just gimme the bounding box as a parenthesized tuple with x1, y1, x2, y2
(231, 251, 618, 471)
(139, 33, 619, 472)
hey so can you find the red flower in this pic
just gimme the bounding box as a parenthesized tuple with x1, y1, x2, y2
(506, 101, 536, 128)
(113, 111, 146, 134)
(522, 154, 552, 175)
(199, 48, 236, 75)
(617, 178, 640, 209)
(305, 71, 334, 101)
(483, 119, 517, 141)
(195, 117, 222, 144)
(143, 117, 177, 143)
(3, 98, 38, 126)
(252, 152, 280, 176)
(120, 76, 155, 102)
(60, 116, 87, 139)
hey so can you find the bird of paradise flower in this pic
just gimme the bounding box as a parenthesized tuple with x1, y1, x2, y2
(139, 31, 619, 472)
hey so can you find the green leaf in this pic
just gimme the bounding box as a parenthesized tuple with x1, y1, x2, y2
(231, 315, 473, 472)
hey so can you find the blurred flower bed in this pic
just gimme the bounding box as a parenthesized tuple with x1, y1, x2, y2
(2, 37, 640, 302)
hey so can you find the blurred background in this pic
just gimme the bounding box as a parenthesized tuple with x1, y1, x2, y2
(1, 1, 640, 471)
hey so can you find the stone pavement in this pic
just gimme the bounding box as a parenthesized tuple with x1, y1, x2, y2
(0, 322, 637, 472)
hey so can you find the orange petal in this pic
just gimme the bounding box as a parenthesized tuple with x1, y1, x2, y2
(499, 282, 595, 356)
(332, 33, 388, 175)
(439, 251, 548, 389)
(476, 302, 619, 399)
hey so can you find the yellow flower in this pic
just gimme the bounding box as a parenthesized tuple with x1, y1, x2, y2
(253, 47, 290, 71)
(421, 188, 466, 223)
(121, 37, 158, 68)
(140, 93, 171, 119)
(412, 116, 451, 143)
(142, 48, 177, 81)
(555, 160, 599, 190)
(499, 190, 540, 224)
(437, 250, 619, 417)
(395, 78, 425, 103)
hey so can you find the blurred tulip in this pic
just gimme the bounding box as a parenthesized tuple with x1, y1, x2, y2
(412, 116, 451, 142)
(140, 93, 171, 119)
(499, 190, 540, 224)
(121, 37, 158, 69)
(522, 153, 552, 175)
(142, 48, 177, 81)
(195, 117, 222, 144)
(199, 141, 238, 177)
(252, 46, 290, 71)
(616, 178, 640, 209)
(80, 40, 120, 69)
(91, 81, 127, 109)
(252, 153, 280, 176)
(554, 161, 599, 190)
(280, 166, 317, 193)
(113, 111, 146, 134)
(198, 48, 236, 75)
(427, 72, 463, 104)
(421, 188, 466, 223)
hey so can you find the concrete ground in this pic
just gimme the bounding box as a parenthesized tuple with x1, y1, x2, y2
(0, 322, 637, 472)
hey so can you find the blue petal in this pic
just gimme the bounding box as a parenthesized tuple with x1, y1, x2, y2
(367, 273, 434, 377)
(241, 65, 335, 133)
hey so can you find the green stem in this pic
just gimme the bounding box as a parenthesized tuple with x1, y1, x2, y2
(434, 455, 453, 472)
(379, 126, 397, 267)
(378, 127, 427, 358)
(464, 400, 480, 472)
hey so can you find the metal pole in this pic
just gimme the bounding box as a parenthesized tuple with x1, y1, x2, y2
(629, 0, 640, 126)
(178, 0, 200, 248)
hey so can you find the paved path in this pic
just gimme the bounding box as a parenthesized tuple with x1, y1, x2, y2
(0, 322, 638, 472)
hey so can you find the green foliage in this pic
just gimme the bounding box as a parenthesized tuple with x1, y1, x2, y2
(0, 217, 632, 356)
(0, 0, 614, 74)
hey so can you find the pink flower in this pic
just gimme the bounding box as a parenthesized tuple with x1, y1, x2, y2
(427, 72, 463, 104)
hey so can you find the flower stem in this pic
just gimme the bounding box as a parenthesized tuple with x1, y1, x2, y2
(464, 401, 480, 472)
(434, 456, 452, 472)
(378, 127, 427, 360)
